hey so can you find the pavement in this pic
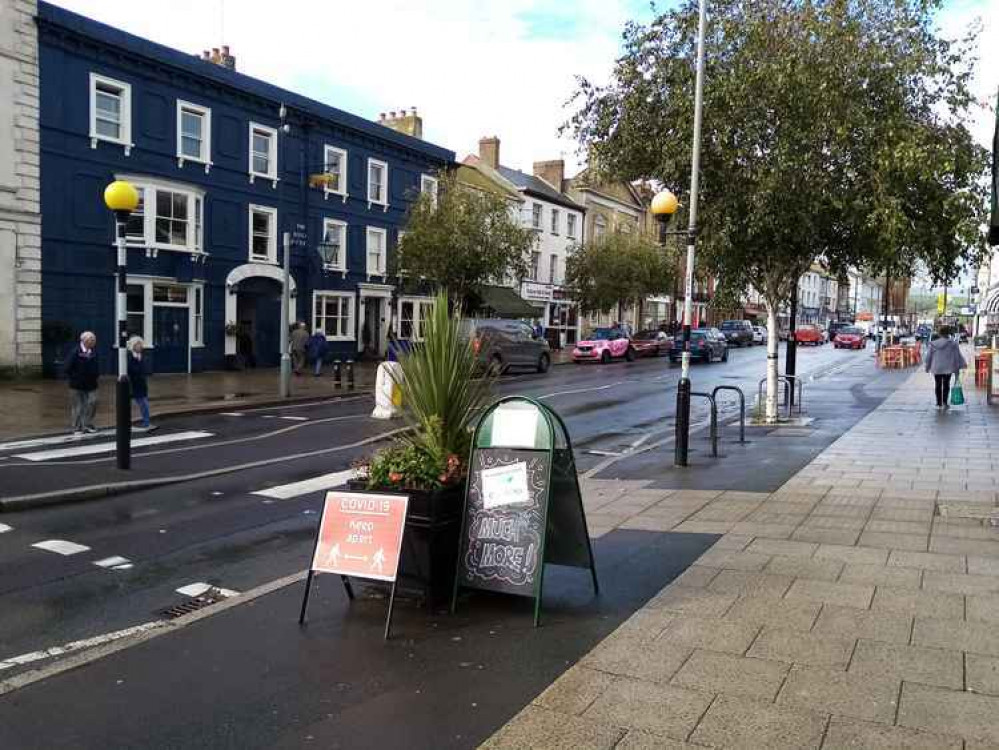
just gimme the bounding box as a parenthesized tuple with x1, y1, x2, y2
(0, 349, 577, 442)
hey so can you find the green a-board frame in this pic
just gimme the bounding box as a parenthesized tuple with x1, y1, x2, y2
(450, 396, 599, 626)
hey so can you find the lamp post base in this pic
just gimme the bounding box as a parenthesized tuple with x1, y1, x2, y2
(116, 375, 131, 470)
(675, 376, 691, 466)
(279, 355, 292, 398)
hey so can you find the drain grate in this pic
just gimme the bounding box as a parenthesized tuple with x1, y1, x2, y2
(157, 589, 227, 619)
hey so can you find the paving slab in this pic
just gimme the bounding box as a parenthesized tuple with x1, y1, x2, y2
(776, 664, 899, 723)
(689, 694, 827, 750)
(784, 578, 875, 609)
(747, 627, 854, 668)
(581, 677, 713, 740)
(670, 649, 790, 702)
(613, 731, 704, 750)
(810, 605, 912, 645)
(533, 666, 618, 716)
(888, 550, 966, 573)
(966, 653, 999, 696)
(871, 586, 965, 620)
(723, 596, 821, 632)
(913, 618, 999, 657)
(848, 639, 963, 689)
(838, 562, 922, 589)
(821, 716, 962, 750)
(481, 706, 625, 750)
(898, 682, 999, 743)
(706, 569, 794, 600)
(657, 615, 761, 655)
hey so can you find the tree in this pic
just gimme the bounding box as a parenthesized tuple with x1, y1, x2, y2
(396, 172, 536, 308)
(566, 230, 678, 324)
(565, 0, 988, 421)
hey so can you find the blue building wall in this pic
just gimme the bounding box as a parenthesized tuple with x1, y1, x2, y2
(37, 1, 453, 375)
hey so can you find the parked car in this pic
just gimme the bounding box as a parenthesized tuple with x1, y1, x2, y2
(833, 326, 867, 349)
(828, 321, 852, 340)
(752, 325, 768, 345)
(462, 318, 551, 374)
(794, 324, 825, 346)
(668, 328, 728, 364)
(719, 319, 755, 347)
(631, 330, 669, 357)
(573, 327, 635, 364)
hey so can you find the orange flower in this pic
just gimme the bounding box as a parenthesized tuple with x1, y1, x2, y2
(389, 472, 402, 483)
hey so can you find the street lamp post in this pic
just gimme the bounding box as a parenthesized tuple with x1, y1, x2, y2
(103, 180, 139, 470)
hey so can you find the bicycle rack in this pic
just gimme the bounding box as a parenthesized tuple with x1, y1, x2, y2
(712, 385, 746, 444)
(756, 376, 804, 420)
(690, 391, 718, 457)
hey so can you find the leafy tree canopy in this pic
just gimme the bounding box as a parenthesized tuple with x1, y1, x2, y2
(565, 0, 989, 307)
(396, 172, 536, 306)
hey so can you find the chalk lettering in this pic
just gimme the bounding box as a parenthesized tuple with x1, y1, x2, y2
(476, 516, 519, 543)
(480, 542, 525, 573)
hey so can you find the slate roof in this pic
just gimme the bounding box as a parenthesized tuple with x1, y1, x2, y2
(495, 165, 586, 212)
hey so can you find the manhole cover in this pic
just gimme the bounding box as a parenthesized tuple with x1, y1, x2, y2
(157, 588, 227, 619)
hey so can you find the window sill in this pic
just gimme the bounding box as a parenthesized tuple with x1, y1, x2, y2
(367, 200, 389, 213)
(322, 265, 348, 278)
(178, 156, 213, 174)
(324, 189, 348, 204)
(323, 336, 356, 342)
(249, 173, 280, 189)
(90, 136, 133, 156)
(250, 256, 278, 265)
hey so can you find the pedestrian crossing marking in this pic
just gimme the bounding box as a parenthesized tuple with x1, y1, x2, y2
(13, 431, 214, 461)
(251, 468, 356, 500)
(32, 539, 91, 556)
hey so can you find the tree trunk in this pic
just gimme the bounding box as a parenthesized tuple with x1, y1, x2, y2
(765, 301, 780, 423)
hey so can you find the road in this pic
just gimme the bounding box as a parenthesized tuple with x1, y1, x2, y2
(0, 341, 893, 678)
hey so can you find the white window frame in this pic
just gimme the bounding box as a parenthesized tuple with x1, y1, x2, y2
(89, 73, 132, 154)
(420, 174, 439, 207)
(176, 100, 212, 172)
(119, 276, 203, 351)
(191, 284, 204, 347)
(531, 203, 543, 230)
(396, 296, 435, 341)
(530, 251, 541, 281)
(248, 204, 278, 264)
(313, 291, 355, 341)
(322, 145, 348, 202)
(366, 226, 387, 278)
(550, 208, 560, 235)
(367, 158, 388, 210)
(114, 174, 205, 257)
(321, 218, 348, 275)
(549, 253, 558, 284)
(248, 122, 279, 187)
(567, 213, 577, 239)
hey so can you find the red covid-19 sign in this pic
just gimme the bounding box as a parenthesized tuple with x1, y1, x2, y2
(311, 492, 409, 582)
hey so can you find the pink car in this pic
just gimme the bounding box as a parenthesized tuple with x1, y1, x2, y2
(572, 328, 636, 364)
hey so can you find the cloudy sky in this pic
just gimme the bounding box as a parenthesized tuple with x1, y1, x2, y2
(50, 0, 998, 178)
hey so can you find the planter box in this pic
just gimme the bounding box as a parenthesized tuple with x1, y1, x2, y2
(345, 479, 464, 604)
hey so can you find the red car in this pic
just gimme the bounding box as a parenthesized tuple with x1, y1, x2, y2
(794, 324, 824, 346)
(572, 327, 635, 364)
(631, 330, 671, 357)
(833, 326, 866, 349)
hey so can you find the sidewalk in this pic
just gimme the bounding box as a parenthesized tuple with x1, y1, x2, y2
(487, 369, 999, 749)
(0, 350, 577, 441)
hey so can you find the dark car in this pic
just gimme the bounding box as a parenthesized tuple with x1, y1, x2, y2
(718, 320, 754, 347)
(669, 328, 728, 364)
(462, 318, 551, 374)
(631, 329, 670, 357)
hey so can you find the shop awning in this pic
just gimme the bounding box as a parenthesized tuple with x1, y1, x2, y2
(476, 285, 540, 318)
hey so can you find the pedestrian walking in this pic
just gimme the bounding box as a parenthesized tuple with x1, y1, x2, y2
(65, 331, 99, 435)
(127, 337, 155, 430)
(925, 326, 966, 409)
(307, 329, 328, 377)
(290, 322, 309, 376)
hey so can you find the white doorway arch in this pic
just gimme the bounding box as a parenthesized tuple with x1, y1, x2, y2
(224, 264, 297, 355)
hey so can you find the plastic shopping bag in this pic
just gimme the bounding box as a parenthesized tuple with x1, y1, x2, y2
(950, 374, 965, 406)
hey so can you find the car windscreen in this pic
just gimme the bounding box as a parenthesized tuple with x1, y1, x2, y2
(634, 330, 658, 339)
(838, 328, 861, 335)
(592, 328, 619, 340)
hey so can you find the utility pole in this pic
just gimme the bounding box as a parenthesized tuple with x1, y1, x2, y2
(674, 0, 707, 467)
(279, 231, 291, 398)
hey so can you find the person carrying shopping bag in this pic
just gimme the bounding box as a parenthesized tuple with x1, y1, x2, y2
(924, 326, 966, 410)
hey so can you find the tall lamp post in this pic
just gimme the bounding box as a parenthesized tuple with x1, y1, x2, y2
(103, 180, 139, 470)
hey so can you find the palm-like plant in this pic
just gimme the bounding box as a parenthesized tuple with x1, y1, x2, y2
(392, 291, 495, 474)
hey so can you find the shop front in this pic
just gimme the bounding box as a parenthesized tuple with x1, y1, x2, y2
(520, 281, 578, 350)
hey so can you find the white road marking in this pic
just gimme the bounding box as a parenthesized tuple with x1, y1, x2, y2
(0, 621, 166, 672)
(175, 582, 239, 598)
(0, 431, 114, 452)
(251, 468, 356, 500)
(537, 382, 621, 400)
(587, 450, 623, 457)
(219, 412, 245, 417)
(31, 539, 90, 556)
(93, 556, 130, 569)
(13, 431, 214, 461)
(279, 416, 308, 421)
(0, 523, 11, 534)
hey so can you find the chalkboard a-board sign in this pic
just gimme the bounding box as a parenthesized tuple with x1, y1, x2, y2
(451, 397, 598, 625)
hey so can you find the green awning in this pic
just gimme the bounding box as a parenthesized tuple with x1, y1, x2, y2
(476, 285, 540, 318)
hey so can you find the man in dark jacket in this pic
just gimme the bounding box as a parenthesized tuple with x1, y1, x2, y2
(65, 331, 99, 435)
(306, 329, 328, 377)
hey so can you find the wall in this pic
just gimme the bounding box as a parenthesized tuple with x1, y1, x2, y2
(0, 0, 42, 375)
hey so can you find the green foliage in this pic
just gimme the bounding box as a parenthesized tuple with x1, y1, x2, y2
(365, 290, 495, 491)
(565, 0, 989, 308)
(397, 172, 536, 307)
(565, 230, 678, 315)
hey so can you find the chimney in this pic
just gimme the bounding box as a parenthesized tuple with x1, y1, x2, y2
(533, 160, 565, 191)
(379, 107, 423, 139)
(220, 45, 236, 70)
(479, 136, 500, 170)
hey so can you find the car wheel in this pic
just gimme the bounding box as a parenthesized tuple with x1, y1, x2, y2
(601, 350, 611, 365)
(537, 352, 550, 374)
(625, 347, 636, 362)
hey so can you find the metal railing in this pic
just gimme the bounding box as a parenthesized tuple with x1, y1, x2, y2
(690, 391, 718, 457)
(756, 375, 804, 420)
(712, 385, 746, 444)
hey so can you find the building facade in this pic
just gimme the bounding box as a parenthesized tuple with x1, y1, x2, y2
(36, 2, 452, 375)
(0, 0, 42, 375)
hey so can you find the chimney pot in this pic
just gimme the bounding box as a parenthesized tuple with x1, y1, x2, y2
(478, 136, 501, 170)
(411, 107, 417, 116)
(222, 45, 230, 55)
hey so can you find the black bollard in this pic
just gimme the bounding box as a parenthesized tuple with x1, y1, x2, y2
(346, 360, 355, 390)
(674, 377, 691, 467)
(332, 360, 342, 389)
(116, 375, 131, 470)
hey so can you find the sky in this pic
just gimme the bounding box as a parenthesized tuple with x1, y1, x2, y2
(49, 0, 999, 179)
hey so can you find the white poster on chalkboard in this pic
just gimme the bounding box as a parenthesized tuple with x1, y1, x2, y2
(491, 406, 539, 448)
(481, 461, 530, 508)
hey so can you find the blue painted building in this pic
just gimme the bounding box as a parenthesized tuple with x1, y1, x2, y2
(37, 2, 453, 374)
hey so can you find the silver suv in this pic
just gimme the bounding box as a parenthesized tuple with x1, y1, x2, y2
(461, 318, 552, 374)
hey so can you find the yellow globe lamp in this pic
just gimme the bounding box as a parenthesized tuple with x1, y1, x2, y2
(651, 189, 679, 217)
(104, 180, 139, 216)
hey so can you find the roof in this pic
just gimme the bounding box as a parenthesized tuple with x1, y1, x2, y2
(36, 2, 454, 164)
(495, 165, 586, 212)
(475, 285, 539, 318)
(565, 169, 646, 210)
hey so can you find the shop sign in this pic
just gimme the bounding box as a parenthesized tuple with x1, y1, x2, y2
(522, 281, 553, 302)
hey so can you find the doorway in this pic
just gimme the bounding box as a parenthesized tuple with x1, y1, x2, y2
(236, 277, 282, 368)
(362, 296, 385, 359)
(152, 307, 189, 373)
